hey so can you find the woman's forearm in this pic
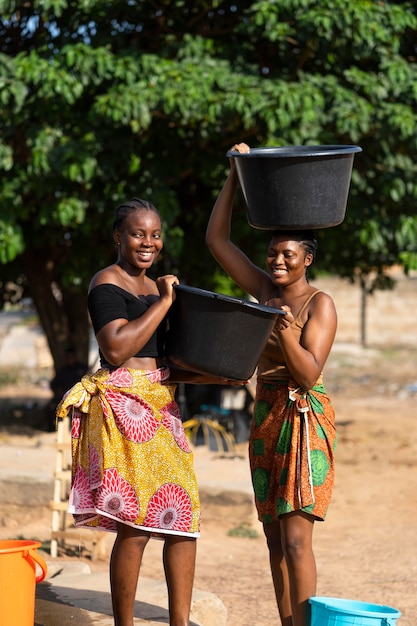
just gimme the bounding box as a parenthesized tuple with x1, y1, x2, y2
(278, 329, 323, 390)
(97, 296, 172, 366)
(205, 168, 239, 249)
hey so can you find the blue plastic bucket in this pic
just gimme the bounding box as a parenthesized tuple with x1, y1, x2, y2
(309, 597, 401, 626)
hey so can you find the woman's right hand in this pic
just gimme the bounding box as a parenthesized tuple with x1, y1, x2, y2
(230, 142, 250, 153)
(228, 142, 250, 169)
(156, 274, 180, 304)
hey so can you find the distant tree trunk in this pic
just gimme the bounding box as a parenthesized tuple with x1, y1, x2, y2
(21, 248, 89, 371)
(359, 274, 368, 347)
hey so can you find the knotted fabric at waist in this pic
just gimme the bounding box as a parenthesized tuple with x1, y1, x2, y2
(56, 366, 171, 420)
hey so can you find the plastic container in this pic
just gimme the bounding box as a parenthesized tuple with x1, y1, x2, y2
(0, 539, 47, 626)
(227, 145, 362, 230)
(309, 596, 401, 626)
(165, 284, 285, 381)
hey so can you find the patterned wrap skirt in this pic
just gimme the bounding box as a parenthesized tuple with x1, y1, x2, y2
(249, 378, 337, 523)
(56, 366, 200, 538)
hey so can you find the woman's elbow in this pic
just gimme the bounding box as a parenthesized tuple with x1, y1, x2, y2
(205, 235, 225, 261)
(99, 346, 124, 367)
(205, 232, 215, 250)
(294, 370, 321, 391)
(300, 377, 318, 391)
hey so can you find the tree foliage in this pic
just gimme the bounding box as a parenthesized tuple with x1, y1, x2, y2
(0, 0, 416, 366)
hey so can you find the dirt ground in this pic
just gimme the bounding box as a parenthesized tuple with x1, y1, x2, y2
(1, 343, 417, 626)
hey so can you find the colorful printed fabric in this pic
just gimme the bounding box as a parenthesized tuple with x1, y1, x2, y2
(249, 378, 337, 523)
(56, 366, 200, 538)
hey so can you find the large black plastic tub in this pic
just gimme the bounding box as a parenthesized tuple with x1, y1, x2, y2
(165, 285, 285, 381)
(227, 145, 362, 230)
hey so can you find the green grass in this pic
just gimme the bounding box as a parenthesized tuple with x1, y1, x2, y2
(227, 523, 259, 539)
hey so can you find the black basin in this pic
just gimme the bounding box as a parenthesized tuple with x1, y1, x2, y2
(227, 145, 362, 230)
(165, 285, 285, 381)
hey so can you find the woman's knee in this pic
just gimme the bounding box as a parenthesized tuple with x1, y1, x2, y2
(280, 513, 314, 560)
(115, 523, 151, 548)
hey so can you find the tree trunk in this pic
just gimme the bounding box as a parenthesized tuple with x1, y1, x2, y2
(360, 275, 367, 347)
(21, 249, 90, 371)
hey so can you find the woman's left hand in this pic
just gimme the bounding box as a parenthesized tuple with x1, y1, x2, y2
(276, 305, 294, 330)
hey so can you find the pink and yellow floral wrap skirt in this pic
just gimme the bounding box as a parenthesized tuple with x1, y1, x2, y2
(56, 366, 200, 538)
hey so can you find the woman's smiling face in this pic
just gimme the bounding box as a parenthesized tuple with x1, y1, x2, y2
(265, 234, 313, 285)
(115, 208, 163, 272)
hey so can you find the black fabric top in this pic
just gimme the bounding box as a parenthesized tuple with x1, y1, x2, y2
(88, 284, 166, 365)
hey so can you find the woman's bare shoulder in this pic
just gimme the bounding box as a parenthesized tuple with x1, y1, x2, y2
(312, 289, 335, 304)
(309, 289, 337, 316)
(88, 265, 119, 292)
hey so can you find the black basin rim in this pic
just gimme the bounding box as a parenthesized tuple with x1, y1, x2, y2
(174, 284, 285, 316)
(226, 145, 362, 158)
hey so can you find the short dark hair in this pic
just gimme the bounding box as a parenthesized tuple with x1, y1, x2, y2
(269, 229, 318, 261)
(112, 197, 161, 232)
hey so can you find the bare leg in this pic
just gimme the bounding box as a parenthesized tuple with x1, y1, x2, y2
(280, 512, 316, 626)
(110, 523, 150, 626)
(264, 513, 316, 626)
(163, 535, 197, 626)
(263, 521, 293, 626)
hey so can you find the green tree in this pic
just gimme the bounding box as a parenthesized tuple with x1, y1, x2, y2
(0, 0, 416, 367)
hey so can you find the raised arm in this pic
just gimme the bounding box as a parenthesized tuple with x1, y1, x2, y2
(206, 144, 270, 302)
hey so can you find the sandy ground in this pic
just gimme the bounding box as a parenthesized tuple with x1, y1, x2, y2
(1, 343, 416, 626)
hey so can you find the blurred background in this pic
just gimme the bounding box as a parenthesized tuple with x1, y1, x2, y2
(0, 0, 416, 429)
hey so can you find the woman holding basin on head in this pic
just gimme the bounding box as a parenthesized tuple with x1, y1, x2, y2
(206, 143, 338, 626)
(56, 197, 238, 626)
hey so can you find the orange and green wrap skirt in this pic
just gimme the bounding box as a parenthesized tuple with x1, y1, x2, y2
(56, 366, 200, 538)
(250, 378, 337, 523)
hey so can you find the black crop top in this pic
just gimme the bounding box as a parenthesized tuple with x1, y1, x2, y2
(88, 284, 166, 366)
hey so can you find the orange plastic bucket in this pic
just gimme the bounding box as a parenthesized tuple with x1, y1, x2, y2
(0, 540, 47, 626)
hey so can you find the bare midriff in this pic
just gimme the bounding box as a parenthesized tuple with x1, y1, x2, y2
(119, 356, 165, 370)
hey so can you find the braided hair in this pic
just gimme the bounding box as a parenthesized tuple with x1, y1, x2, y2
(112, 197, 161, 232)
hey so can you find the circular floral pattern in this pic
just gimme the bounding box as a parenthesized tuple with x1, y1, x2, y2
(105, 389, 159, 442)
(310, 449, 330, 486)
(252, 467, 270, 503)
(160, 402, 191, 452)
(96, 467, 139, 522)
(144, 483, 193, 532)
(70, 466, 95, 511)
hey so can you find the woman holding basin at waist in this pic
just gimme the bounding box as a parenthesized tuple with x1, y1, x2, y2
(57, 196, 241, 626)
(206, 143, 338, 626)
